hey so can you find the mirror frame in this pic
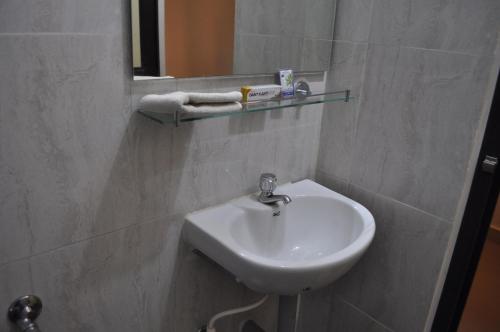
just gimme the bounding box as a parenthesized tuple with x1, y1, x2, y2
(133, 0, 160, 76)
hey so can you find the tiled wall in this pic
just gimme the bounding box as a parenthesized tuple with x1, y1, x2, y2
(1, 1, 498, 331)
(233, 0, 336, 74)
(0, 1, 326, 331)
(298, 0, 500, 331)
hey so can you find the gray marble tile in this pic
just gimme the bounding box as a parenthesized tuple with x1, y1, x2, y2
(236, 0, 281, 35)
(350, 44, 494, 220)
(0, 0, 123, 34)
(167, 123, 324, 211)
(238, 0, 336, 40)
(126, 114, 176, 221)
(328, 298, 393, 332)
(328, 184, 451, 332)
(128, 116, 324, 221)
(274, 124, 321, 183)
(333, 0, 374, 42)
(21, 213, 277, 332)
(29, 217, 174, 332)
(134, 150, 247, 221)
(128, 120, 254, 218)
(317, 41, 367, 181)
(280, 36, 303, 71)
(304, 0, 336, 40)
(301, 39, 333, 72)
(327, 41, 368, 91)
(166, 241, 279, 332)
(299, 295, 393, 332)
(278, 295, 299, 332)
(0, 34, 134, 264)
(314, 171, 349, 196)
(166, 159, 260, 215)
(234, 34, 281, 75)
(280, 0, 307, 37)
(297, 291, 332, 332)
(0, 260, 34, 332)
(369, 0, 500, 55)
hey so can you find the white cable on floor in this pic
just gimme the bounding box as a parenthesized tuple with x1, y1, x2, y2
(206, 294, 269, 332)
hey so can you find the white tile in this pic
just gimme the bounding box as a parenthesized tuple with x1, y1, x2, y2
(369, 0, 500, 55)
(350, 45, 495, 220)
(330, 185, 451, 332)
(0, 0, 123, 34)
(0, 34, 134, 263)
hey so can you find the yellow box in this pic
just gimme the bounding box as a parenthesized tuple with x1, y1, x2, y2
(241, 85, 282, 103)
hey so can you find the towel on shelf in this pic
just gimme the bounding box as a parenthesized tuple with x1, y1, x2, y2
(139, 92, 189, 114)
(139, 91, 243, 115)
(182, 102, 242, 115)
(188, 91, 242, 104)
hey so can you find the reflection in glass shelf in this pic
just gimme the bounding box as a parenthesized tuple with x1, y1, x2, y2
(138, 90, 351, 126)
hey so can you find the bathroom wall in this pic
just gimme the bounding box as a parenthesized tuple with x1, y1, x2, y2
(298, 0, 500, 331)
(0, 1, 327, 331)
(233, 0, 336, 74)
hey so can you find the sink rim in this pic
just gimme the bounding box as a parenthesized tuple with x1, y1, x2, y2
(184, 180, 375, 271)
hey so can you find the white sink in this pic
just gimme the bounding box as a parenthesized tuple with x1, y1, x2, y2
(183, 179, 375, 295)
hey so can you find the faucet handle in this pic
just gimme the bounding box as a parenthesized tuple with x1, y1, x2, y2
(259, 173, 277, 194)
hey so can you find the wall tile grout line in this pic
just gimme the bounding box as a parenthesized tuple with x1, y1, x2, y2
(327, 40, 495, 58)
(0, 212, 180, 271)
(316, 168, 454, 226)
(365, 41, 495, 58)
(335, 296, 396, 332)
(236, 31, 334, 43)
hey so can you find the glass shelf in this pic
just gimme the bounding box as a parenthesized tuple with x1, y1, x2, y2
(138, 90, 351, 126)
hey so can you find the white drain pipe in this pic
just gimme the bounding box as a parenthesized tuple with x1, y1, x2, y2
(205, 295, 269, 332)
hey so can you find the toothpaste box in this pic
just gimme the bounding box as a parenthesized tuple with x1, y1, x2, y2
(278, 69, 294, 98)
(241, 84, 282, 102)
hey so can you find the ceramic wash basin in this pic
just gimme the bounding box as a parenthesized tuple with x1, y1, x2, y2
(183, 179, 375, 295)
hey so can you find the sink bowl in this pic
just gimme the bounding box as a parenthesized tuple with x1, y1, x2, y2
(183, 179, 375, 295)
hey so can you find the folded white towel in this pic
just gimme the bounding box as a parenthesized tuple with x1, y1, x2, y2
(139, 92, 189, 114)
(188, 91, 242, 104)
(182, 102, 242, 115)
(139, 91, 243, 115)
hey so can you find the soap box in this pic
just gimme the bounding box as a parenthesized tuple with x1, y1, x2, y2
(241, 84, 282, 102)
(278, 69, 294, 98)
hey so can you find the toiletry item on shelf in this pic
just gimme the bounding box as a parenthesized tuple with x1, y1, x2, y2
(241, 85, 282, 102)
(139, 91, 242, 114)
(278, 69, 294, 98)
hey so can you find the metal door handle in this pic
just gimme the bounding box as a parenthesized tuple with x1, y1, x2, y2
(7, 295, 42, 332)
(482, 155, 498, 174)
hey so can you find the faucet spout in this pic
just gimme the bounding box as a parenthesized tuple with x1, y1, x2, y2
(257, 173, 292, 205)
(258, 193, 292, 205)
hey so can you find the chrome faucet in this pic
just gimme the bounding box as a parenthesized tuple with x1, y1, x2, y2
(258, 173, 292, 205)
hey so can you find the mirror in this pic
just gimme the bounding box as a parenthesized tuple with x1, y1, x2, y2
(131, 0, 336, 78)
